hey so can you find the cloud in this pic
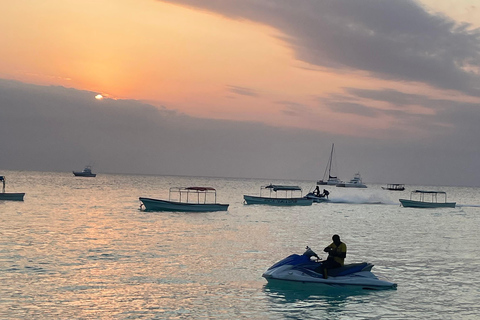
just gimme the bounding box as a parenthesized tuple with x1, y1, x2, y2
(2, 79, 480, 186)
(160, 0, 480, 96)
(226, 85, 260, 97)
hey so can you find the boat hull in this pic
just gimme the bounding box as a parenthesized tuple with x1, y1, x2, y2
(317, 179, 341, 186)
(399, 199, 456, 208)
(263, 266, 396, 290)
(0, 193, 25, 201)
(139, 197, 228, 212)
(243, 195, 313, 206)
(336, 183, 367, 188)
(73, 172, 96, 177)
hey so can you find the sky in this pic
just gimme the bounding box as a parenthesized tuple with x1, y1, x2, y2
(1, 0, 480, 186)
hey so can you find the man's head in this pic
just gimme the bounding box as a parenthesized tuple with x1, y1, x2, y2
(332, 234, 341, 244)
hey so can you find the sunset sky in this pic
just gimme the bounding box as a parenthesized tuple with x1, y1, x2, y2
(1, 0, 480, 186)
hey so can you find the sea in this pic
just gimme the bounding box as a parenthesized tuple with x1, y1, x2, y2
(1, 170, 479, 319)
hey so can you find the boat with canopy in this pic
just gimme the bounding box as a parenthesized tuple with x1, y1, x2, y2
(140, 187, 229, 212)
(382, 184, 405, 191)
(399, 190, 455, 208)
(243, 184, 313, 206)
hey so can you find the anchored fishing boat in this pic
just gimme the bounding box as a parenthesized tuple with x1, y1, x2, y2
(244, 184, 313, 206)
(399, 190, 455, 208)
(140, 187, 229, 212)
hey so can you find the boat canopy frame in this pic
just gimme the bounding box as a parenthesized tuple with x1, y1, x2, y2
(260, 184, 303, 198)
(409, 190, 448, 203)
(169, 186, 218, 204)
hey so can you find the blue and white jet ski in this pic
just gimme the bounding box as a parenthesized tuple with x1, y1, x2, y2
(262, 247, 397, 290)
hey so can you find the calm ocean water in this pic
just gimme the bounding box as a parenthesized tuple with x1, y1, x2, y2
(1, 170, 479, 319)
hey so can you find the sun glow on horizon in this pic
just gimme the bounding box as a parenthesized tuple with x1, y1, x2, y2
(95, 94, 103, 100)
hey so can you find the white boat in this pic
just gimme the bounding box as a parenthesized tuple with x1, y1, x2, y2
(0, 176, 25, 201)
(243, 184, 313, 206)
(399, 190, 455, 208)
(317, 143, 342, 185)
(73, 165, 96, 177)
(382, 184, 405, 191)
(336, 172, 367, 188)
(140, 187, 229, 212)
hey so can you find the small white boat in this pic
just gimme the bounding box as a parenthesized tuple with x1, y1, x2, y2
(400, 190, 455, 208)
(382, 184, 405, 191)
(336, 172, 367, 188)
(317, 143, 342, 185)
(0, 176, 25, 201)
(73, 165, 96, 177)
(243, 184, 313, 206)
(140, 187, 229, 212)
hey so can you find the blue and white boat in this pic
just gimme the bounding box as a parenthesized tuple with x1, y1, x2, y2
(263, 247, 397, 290)
(243, 184, 313, 206)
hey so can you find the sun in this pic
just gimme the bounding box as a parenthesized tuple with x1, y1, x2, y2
(95, 94, 103, 100)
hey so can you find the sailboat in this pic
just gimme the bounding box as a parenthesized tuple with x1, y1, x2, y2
(317, 143, 342, 185)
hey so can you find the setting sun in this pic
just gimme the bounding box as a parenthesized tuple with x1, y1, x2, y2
(95, 94, 103, 100)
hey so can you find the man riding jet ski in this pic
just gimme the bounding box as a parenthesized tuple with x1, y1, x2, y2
(262, 246, 397, 290)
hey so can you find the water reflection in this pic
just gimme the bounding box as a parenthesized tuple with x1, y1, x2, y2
(263, 282, 383, 319)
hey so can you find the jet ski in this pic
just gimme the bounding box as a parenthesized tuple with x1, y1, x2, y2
(262, 247, 397, 290)
(303, 192, 329, 203)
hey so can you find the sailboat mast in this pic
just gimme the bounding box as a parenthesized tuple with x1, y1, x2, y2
(328, 144, 334, 177)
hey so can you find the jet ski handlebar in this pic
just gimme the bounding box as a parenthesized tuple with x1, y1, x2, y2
(304, 246, 321, 261)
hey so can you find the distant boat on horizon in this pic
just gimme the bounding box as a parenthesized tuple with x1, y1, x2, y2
(73, 165, 96, 177)
(337, 172, 367, 188)
(382, 184, 405, 191)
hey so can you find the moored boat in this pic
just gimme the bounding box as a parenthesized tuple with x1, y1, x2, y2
(336, 172, 367, 188)
(244, 184, 313, 206)
(317, 143, 342, 185)
(73, 165, 96, 177)
(399, 190, 455, 208)
(140, 187, 229, 212)
(0, 176, 25, 201)
(382, 183, 405, 191)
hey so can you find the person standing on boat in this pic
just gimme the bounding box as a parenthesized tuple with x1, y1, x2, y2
(320, 234, 346, 279)
(322, 189, 329, 199)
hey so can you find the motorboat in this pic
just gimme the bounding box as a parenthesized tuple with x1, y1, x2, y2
(382, 184, 405, 191)
(336, 172, 367, 188)
(317, 143, 342, 185)
(243, 184, 313, 206)
(73, 165, 96, 177)
(0, 176, 25, 201)
(400, 190, 455, 208)
(140, 186, 229, 212)
(262, 247, 397, 290)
